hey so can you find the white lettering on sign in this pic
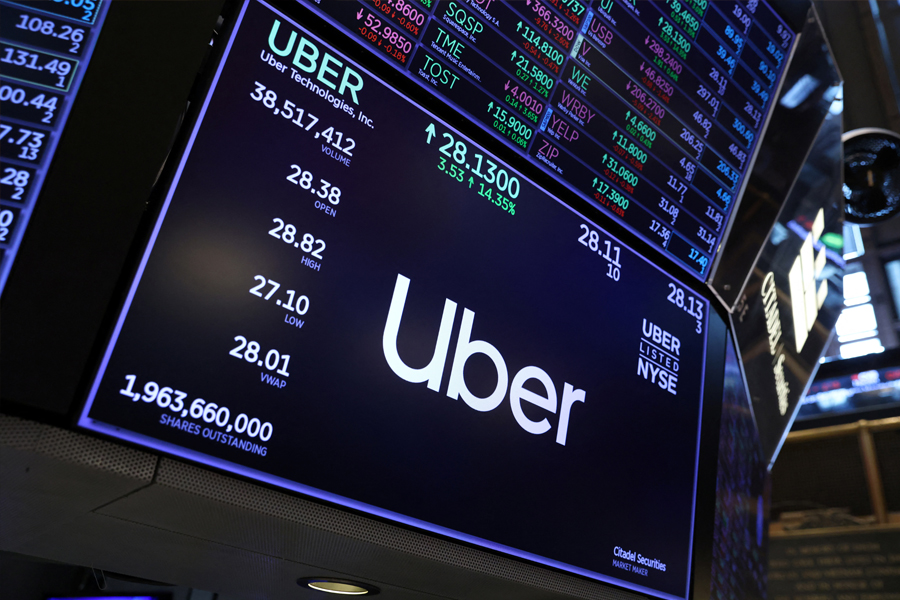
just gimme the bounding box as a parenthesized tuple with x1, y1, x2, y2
(762, 271, 791, 415)
(637, 319, 679, 395)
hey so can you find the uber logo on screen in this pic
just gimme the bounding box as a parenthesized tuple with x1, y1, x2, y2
(637, 319, 680, 395)
(382, 274, 586, 445)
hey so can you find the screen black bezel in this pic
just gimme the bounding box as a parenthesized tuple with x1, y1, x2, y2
(3, 0, 730, 597)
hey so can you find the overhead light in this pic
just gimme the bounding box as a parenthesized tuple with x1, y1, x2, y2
(780, 74, 819, 108)
(298, 577, 380, 596)
(308, 582, 367, 595)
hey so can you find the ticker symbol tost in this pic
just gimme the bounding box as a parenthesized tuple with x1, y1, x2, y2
(181, 409, 188, 417)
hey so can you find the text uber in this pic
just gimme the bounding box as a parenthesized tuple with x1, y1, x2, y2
(267, 19, 364, 105)
(382, 275, 585, 445)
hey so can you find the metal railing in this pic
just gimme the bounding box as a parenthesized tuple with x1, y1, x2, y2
(784, 416, 900, 524)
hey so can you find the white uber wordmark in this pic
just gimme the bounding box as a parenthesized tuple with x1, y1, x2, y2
(636, 319, 680, 395)
(382, 274, 586, 445)
(789, 208, 828, 353)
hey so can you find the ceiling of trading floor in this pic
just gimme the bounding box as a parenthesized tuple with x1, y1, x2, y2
(806, 1, 900, 360)
(814, 0, 900, 134)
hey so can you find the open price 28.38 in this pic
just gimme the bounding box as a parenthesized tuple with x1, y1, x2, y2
(118, 375, 273, 441)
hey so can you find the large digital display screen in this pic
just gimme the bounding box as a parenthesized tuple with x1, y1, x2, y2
(79, 1, 711, 598)
(299, 0, 795, 279)
(798, 367, 900, 424)
(0, 0, 109, 294)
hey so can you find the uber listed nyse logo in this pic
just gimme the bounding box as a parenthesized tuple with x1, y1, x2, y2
(788, 208, 828, 353)
(382, 274, 586, 445)
(637, 320, 680, 395)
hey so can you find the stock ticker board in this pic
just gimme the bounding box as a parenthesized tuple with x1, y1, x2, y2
(0, 0, 108, 294)
(301, 0, 795, 278)
(80, 1, 715, 597)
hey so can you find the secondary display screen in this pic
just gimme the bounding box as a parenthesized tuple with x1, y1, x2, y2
(798, 367, 900, 423)
(0, 0, 109, 294)
(299, 0, 794, 279)
(80, 1, 710, 598)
